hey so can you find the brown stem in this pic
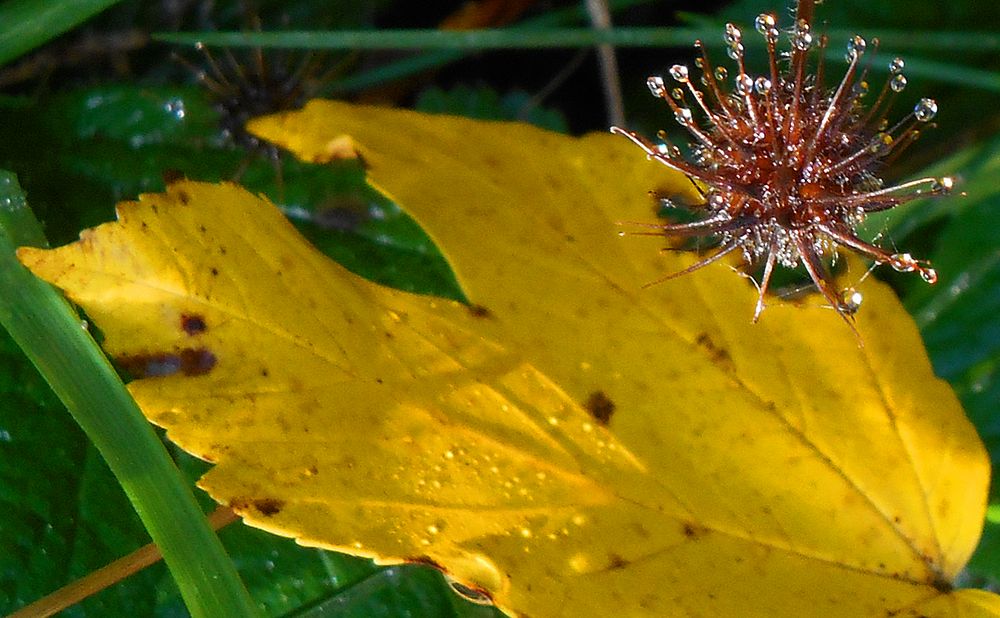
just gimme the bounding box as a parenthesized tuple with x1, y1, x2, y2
(8, 507, 239, 618)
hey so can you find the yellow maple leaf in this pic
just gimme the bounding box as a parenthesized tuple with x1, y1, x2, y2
(18, 100, 998, 617)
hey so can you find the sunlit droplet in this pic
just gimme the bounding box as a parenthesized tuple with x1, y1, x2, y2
(914, 98, 938, 122)
(647, 76, 666, 97)
(846, 35, 866, 61)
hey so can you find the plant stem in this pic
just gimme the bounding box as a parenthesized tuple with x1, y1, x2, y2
(0, 171, 259, 618)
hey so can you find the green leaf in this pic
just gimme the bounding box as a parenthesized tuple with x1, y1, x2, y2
(0, 0, 125, 66)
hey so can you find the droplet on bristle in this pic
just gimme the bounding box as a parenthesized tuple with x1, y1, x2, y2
(889, 57, 905, 74)
(714, 66, 728, 81)
(195, 41, 206, 51)
(735, 74, 753, 95)
(671, 87, 685, 100)
(754, 77, 772, 95)
(931, 176, 954, 194)
(727, 44, 745, 60)
(674, 108, 694, 126)
(839, 288, 863, 314)
(647, 76, 666, 97)
(755, 15, 779, 41)
(889, 74, 907, 92)
(921, 268, 938, 284)
(694, 57, 705, 69)
(793, 20, 813, 50)
(869, 132, 893, 155)
(670, 64, 690, 83)
(889, 253, 917, 273)
(656, 130, 668, 140)
(708, 193, 726, 209)
(724, 24, 743, 45)
(754, 14, 776, 34)
(846, 35, 867, 61)
(914, 98, 938, 121)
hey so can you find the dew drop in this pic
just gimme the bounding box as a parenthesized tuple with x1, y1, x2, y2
(724, 23, 742, 45)
(713, 66, 728, 81)
(753, 77, 772, 95)
(754, 13, 776, 34)
(164, 98, 186, 119)
(846, 35, 867, 61)
(839, 288, 863, 314)
(674, 108, 694, 126)
(914, 98, 938, 122)
(889, 74, 907, 92)
(569, 553, 590, 572)
(889, 253, 917, 273)
(669, 64, 689, 82)
(931, 176, 954, 194)
(647, 76, 666, 97)
(889, 57, 905, 74)
(671, 87, 685, 101)
(869, 132, 893, 155)
(735, 74, 753, 95)
(792, 20, 813, 50)
(694, 57, 705, 69)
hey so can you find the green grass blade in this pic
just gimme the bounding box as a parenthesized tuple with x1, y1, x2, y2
(154, 27, 1000, 53)
(153, 27, 708, 50)
(0, 170, 259, 618)
(325, 0, 659, 94)
(0, 0, 125, 66)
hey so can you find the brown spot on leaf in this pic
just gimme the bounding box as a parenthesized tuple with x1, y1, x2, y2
(682, 521, 708, 539)
(606, 553, 629, 570)
(176, 190, 191, 205)
(210, 267, 219, 276)
(116, 347, 216, 378)
(696, 332, 732, 367)
(584, 391, 615, 425)
(253, 498, 285, 517)
(181, 314, 207, 335)
(468, 304, 492, 318)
